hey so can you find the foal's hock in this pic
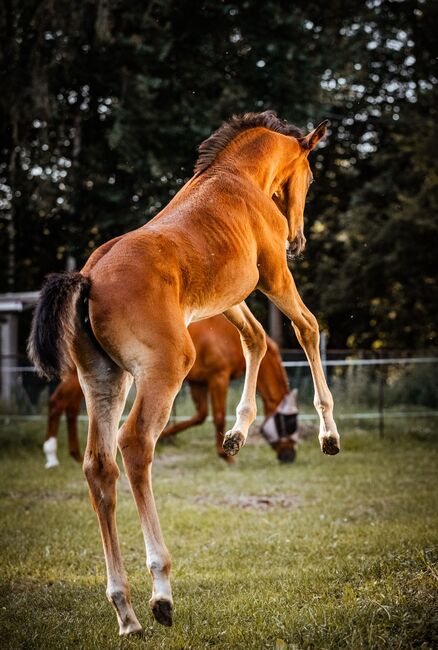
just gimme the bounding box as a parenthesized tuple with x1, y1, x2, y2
(28, 110, 340, 635)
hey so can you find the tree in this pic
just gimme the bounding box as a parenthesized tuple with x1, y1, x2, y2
(1, 0, 436, 351)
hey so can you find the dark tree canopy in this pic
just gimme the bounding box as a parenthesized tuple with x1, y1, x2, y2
(1, 0, 437, 350)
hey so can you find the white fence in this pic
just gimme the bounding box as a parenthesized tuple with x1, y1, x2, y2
(1, 355, 437, 438)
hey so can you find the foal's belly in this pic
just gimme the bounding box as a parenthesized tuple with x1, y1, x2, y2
(185, 272, 258, 325)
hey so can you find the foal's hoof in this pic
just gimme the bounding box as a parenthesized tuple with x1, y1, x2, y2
(320, 435, 340, 455)
(223, 431, 245, 456)
(150, 599, 173, 627)
(119, 620, 143, 636)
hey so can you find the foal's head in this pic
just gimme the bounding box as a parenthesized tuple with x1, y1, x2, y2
(195, 110, 328, 257)
(272, 120, 329, 257)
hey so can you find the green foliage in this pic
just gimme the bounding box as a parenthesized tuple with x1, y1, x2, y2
(0, 0, 437, 349)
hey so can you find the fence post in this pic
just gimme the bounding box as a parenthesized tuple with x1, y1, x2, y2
(269, 303, 283, 347)
(378, 357, 385, 438)
(0, 313, 19, 403)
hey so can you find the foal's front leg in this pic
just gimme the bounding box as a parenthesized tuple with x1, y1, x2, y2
(222, 302, 267, 456)
(267, 274, 340, 454)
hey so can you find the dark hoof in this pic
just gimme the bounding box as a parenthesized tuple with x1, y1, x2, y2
(151, 600, 173, 627)
(218, 451, 236, 464)
(119, 621, 143, 636)
(223, 431, 244, 456)
(322, 436, 340, 455)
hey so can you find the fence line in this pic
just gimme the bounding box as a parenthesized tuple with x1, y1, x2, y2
(1, 411, 438, 424)
(283, 357, 438, 368)
(1, 356, 437, 438)
(2, 356, 438, 373)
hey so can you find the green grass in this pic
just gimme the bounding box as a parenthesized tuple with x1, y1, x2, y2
(0, 418, 437, 649)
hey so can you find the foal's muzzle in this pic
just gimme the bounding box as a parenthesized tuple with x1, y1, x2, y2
(288, 230, 307, 258)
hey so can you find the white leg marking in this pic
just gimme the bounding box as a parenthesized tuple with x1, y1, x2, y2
(43, 436, 60, 468)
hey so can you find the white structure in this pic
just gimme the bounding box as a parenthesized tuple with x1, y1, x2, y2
(0, 292, 39, 403)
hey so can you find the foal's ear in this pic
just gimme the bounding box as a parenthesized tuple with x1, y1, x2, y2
(303, 120, 329, 152)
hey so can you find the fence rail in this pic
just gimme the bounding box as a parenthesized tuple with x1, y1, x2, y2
(1, 355, 437, 438)
(3, 356, 438, 373)
(284, 357, 438, 368)
(2, 410, 438, 424)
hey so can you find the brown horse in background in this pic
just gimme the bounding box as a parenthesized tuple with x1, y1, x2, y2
(43, 314, 298, 467)
(43, 371, 83, 467)
(161, 315, 298, 462)
(29, 111, 340, 635)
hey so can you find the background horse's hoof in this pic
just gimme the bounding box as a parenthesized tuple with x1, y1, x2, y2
(223, 431, 244, 456)
(218, 451, 236, 464)
(44, 458, 60, 469)
(321, 435, 340, 455)
(150, 599, 173, 627)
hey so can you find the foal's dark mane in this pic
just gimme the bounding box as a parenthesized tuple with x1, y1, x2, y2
(194, 110, 304, 174)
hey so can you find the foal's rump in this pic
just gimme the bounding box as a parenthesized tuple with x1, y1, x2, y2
(28, 233, 132, 380)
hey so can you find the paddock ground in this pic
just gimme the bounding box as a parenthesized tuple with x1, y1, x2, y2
(0, 418, 437, 649)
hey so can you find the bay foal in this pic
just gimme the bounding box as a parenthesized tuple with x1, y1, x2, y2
(29, 111, 340, 635)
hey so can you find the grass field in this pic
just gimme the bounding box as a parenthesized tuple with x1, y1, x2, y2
(0, 415, 437, 649)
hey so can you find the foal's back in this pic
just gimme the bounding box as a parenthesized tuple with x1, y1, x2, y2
(82, 176, 265, 352)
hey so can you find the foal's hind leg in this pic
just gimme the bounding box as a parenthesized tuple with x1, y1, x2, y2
(77, 359, 140, 636)
(222, 303, 267, 456)
(118, 333, 195, 627)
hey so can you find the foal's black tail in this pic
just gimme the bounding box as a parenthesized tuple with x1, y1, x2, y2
(27, 272, 91, 380)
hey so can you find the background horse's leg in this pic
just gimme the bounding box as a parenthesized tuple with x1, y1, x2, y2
(256, 339, 289, 415)
(66, 394, 82, 463)
(78, 360, 140, 636)
(267, 273, 340, 455)
(208, 371, 233, 463)
(221, 303, 267, 456)
(43, 384, 65, 468)
(160, 382, 208, 439)
(118, 331, 196, 627)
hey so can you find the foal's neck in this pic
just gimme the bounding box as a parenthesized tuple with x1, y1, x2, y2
(219, 129, 300, 195)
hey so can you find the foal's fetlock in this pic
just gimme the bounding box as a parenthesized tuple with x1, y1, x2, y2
(223, 430, 245, 456)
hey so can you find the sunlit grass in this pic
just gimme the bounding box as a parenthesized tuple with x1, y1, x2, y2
(0, 417, 437, 649)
